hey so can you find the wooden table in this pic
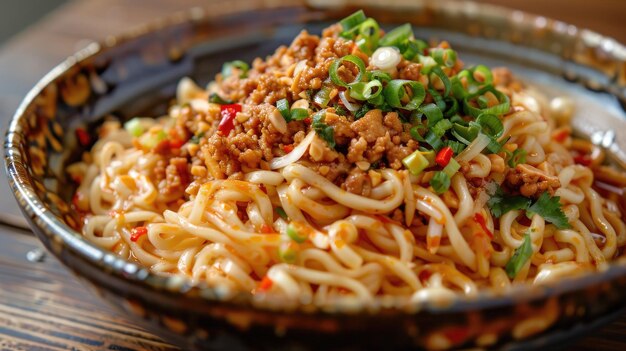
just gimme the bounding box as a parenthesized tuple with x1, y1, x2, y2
(1, 1, 625, 349)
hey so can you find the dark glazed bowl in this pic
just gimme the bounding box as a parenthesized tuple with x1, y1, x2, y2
(5, 1, 626, 350)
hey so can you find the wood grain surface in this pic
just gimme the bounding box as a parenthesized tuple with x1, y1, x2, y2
(1, 0, 626, 350)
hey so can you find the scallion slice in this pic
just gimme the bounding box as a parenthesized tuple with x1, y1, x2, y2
(356, 18, 380, 54)
(442, 158, 461, 178)
(287, 222, 308, 243)
(221, 60, 249, 78)
(430, 66, 452, 97)
(505, 232, 533, 278)
(313, 86, 332, 107)
(276, 98, 291, 121)
(429, 48, 457, 68)
(339, 10, 367, 34)
(379, 23, 413, 47)
(330, 55, 366, 87)
(463, 85, 510, 117)
(432, 119, 453, 137)
(430, 171, 451, 194)
(349, 80, 383, 101)
(383, 79, 425, 110)
(402, 150, 434, 176)
(475, 113, 504, 138)
(209, 93, 233, 105)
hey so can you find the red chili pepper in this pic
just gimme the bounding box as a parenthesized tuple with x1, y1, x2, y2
(473, 213, 493, 239)
(169, 139, 184, 149)
(283, 144, 294, 153)
(130, 226, 148, 242)
(574, 154, 592, 166)
(260, 224, 274, 234)
(553, 129, 569, 143)
(75, 127, 91, 146)
(303, 117, 312, 125)
(217, 104, 242, 136)
(257, 276, 273, 292)
(435, 146, 454, 167)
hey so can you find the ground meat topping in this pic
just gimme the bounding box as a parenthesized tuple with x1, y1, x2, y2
(505, 164, 561, 197)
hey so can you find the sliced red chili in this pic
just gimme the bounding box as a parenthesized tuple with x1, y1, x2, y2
(257, 276, 273, 292)
(218, 104, 242, 136)
(435, 146, 454, 167)
(303, 117, 312, 125)
(473, 213, 493, 239)
(75, 127, 91, 146)
(552, 129, 569, 143)
(260, 224, 274, 234)
(283, 144, 294, 153)
(130, 226, 148, 242)
(169, 139, 184, 149)
(574, 154, 592, 166)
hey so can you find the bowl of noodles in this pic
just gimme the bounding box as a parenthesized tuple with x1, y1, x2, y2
(5, 1, 626, 350)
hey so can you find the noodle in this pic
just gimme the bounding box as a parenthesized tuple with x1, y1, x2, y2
(68, 12, 626, 308)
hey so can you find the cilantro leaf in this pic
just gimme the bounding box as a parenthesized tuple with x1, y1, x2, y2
(527, 192, 571, 229)
(312, 111, 336, 149)
(505, 232, 533, 278)
(487, 186, 532, 218)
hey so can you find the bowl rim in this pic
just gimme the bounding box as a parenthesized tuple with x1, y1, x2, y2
(5, 0, 626, 315)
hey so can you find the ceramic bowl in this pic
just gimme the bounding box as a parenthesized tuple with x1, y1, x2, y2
(5, 1, 626, 349)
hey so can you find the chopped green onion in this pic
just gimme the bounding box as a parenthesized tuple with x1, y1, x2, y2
(432, 119, 453, 137)
(450, 75, 467, 98)
(401, 39, 428, 60)
(442, 158, 461, 178)
(424, 131, 444, 150)
(124, 118, 145, 137)
(419, 103, 443, 127)
(402, 150, 434, 176)
(276, 98, 291, 121)
(339, 10, 367, 35)
(367, 70, 392, 83)
(356, 18, 380, 54)
(418, 55, 438, 73)
(287, 222, 307, 243)
(313, 86, 332, 107)
(410, 125, 426, 142)
(505, 232, 533, 278)
(379, 23, 413, 47)
(475, 113, 504, 138)
(209, 93, 233, 105)
(451, 123, 480, 145)
(430, 66, 452, 97)
(349, 80, 382, 101)
(290, 108, 309, 121)
(329, 55, 366, 87)
(221, 60, 249, 78)
(138, 129, 167, 150)
(508, 148, 527, 168)
(429, 48, 457, 67)
(276, 207, 288, 220)
(383, 79, 426, 110)
(312, 111, 336, 148)
(278, 242, 298, 263)
(443, 97, 459, 117)
(486, 135, 509, 154)
(471, 65, 494, 85)
(430, 171, 451, 194)
(334, 105, 348, 116)
(429, 89, 446, 111)
(354, 104, 372, 119)
(463, 85, 510, 118)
